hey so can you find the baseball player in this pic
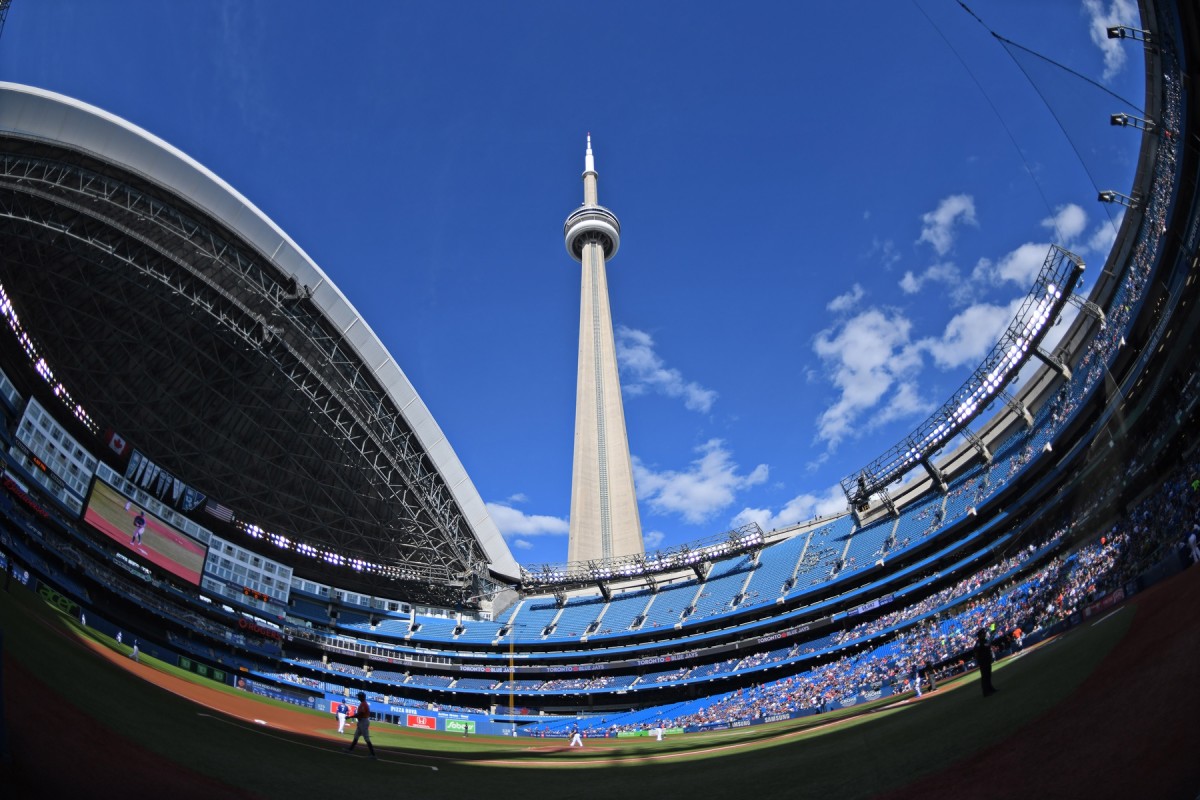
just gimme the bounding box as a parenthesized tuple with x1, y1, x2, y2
(127, 505, 146, 546)
(345, 692, 376, 758)
(336, 700, 348, 734)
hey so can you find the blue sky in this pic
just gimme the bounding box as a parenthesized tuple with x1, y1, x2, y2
(1, 1, 1143, 568)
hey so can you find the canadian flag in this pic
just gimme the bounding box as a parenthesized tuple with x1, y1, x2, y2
(105, 429, 128, 457)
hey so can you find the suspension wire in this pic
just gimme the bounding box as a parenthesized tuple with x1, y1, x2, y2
(958, 1, 1138, 236)
(911, 0, 1063, 242)
(960, 2, 1144, 113)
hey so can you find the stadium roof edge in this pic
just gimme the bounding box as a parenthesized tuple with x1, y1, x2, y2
(0, 81, 520, 582)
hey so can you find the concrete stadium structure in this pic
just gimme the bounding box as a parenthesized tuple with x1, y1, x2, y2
(0, 82, 519, 605)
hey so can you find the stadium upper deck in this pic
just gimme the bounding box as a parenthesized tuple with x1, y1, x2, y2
(0, 83, 519, 603)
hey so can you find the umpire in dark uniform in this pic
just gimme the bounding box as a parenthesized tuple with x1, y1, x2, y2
(975, 629, 997, 697)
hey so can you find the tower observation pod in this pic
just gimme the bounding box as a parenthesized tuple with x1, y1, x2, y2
(563, 135, 645, 563)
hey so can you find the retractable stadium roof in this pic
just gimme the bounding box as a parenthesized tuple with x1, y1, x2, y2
(0, 83, 519, 601)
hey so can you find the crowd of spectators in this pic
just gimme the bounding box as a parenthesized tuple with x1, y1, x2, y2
(646, 455, 1198, 731)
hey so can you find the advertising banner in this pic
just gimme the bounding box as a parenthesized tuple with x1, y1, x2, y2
(242, 678, 317, 709)
(1082, 587, 1125, 619)
(406, 714, 437, 731)
(445, 719, 476, 734)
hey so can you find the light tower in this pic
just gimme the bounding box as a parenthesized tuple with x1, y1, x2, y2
(563, 135, 644, 563)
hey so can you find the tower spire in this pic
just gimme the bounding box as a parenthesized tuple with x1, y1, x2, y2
(562, 137, 643, 564)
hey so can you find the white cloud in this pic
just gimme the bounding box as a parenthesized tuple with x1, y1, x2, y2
(827, 283, 865, 313)
(812, 308, 927, 448)
(919, 298, 1023, 370)
(863, 237, 901, 270)
(512, 538, 534, 550)
(898, 262, 960, 296)
(1088, 217, 1119, 255)
(486, 502, 569, 538)
(633, 439, 768, 524)
(616, 326, 717, 413)
(872, 380, 930, 427)
(994, 242, 1052, 286)
(917, 194, 976, 256)
(733, 484, 847, 531)
(644, 530, 666, 550)
(1083, 0, 1138, 81)
(1041, 203, 1089, 245)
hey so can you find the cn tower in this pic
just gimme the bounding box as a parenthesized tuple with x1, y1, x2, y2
(563, 135, 644, 563)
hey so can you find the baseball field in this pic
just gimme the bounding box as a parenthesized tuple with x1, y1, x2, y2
(1, 564, 1197, 799)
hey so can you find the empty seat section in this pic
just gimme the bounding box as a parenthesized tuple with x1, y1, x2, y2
(547, 596, 605, 639)
(592, 587, 652, 635)
(510, 600, 560, 641)
(640, 580, 698, 629)
(741, 532, 809, 599)
(689, 555, 755, 618)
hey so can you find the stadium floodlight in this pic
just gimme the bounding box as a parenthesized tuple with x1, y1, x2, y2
(1106, 25, 1151, 42)
(0, 281, 99, 434)
(1098, 190, 1139, 209)
(519, 522, 766, 591)
(1110, 113, 1156, 132)
(841, 244, 1083, 504)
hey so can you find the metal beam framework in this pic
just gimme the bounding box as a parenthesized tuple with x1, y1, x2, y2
(996, 387, 1034, 428)
(841, 244, 1083, 507)
(960, 426, 993, 463)
(0, 146, 492, 599)
(920, 456, 948, 493)
(1065, 291, 1107, 326)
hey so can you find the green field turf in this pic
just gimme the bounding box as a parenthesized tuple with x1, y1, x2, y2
(0, 581, 1134, 799)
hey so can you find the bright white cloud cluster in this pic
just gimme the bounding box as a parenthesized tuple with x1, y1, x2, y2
(633, 439, 768, 524)
(905, 202, 1098, 301)
(487, 502, 568, 539)
(917, 194, 976, 255)
(813, 308, 927, 448)
(827, 283, 865, 312)
(1083, 0, 1139, 81)
(616, 326, 717, 413)
(919, 297, 1024, 370)
(733, 484, 848, 532)
(816, 193, 1109, 461)
(1042, 203, 1088, 242)
(899, 262, 961, 297)
(993, 242, 1054, 286)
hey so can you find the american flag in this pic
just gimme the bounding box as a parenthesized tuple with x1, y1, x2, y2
(204, 500, 234, 523)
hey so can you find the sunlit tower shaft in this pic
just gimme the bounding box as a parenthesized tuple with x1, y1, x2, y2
(563, 136, 644, 563)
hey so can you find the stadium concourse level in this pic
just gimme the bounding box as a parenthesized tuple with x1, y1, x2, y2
(0, 0, 1198, 728)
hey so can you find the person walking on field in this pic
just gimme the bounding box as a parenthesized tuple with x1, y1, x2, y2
(345, 692, 377, 758)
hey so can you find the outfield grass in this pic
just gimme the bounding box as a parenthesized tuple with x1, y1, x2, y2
(0, 581, 1134, 799)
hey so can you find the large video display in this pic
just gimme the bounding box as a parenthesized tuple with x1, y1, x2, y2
(83, 478, 207, 586)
